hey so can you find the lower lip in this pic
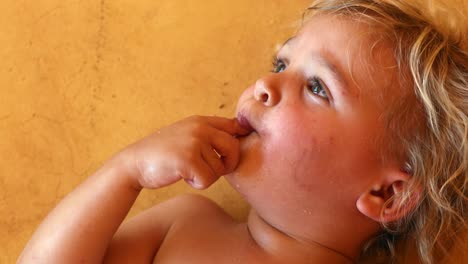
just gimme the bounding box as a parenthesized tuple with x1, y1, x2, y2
(237, 113, 253, 131)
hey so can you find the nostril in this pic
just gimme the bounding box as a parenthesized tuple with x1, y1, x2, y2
(254, 79, 275, 105)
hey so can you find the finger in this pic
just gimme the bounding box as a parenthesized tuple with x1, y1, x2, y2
(200, 144, 226, 176)
(199, 116, 252, 136)
(208, 129, 241, 172)
(183, 156, 217, 190)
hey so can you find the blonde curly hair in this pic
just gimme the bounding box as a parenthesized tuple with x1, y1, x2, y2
(304, 1, 467, 263)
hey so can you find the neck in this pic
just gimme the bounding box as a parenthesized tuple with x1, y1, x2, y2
(246, 209, 356, 264)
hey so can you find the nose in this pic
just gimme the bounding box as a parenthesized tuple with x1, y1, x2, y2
(254, 79, 277, 107)
(254, 72, 302, 107)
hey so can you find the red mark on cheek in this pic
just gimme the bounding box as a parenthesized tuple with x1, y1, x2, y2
(291, 139, 320, 193)
(291, 135, 337, 193)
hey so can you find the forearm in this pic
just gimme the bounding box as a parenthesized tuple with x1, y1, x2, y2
(18, 116, 246, 263)
(18, 155, 141, 264)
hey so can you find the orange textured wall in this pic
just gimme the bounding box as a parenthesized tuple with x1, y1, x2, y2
(0, 0, 309, 262)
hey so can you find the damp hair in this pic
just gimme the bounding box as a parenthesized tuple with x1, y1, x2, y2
(303, 1, 467, 263)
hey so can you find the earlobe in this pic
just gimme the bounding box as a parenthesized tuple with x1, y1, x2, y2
(356, 191, 386, 222)
(356, 169, 421, 224)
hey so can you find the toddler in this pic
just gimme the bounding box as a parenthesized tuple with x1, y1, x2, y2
(19, 0, 467, 263)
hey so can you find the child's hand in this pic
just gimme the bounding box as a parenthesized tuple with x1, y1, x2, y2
(119, 116, 251, 190)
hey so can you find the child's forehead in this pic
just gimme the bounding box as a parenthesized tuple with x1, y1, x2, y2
(276, 15, 411, 111)
(278, 16, 388, 65)
(292, 15, 382, 47)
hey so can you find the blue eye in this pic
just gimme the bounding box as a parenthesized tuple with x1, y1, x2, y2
(272, 57, 286, 73)
(307, 77, 328, 99)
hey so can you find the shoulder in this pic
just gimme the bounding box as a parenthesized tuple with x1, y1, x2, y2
(160, 195, 244, 246)
(168, 194, 229, 216)
(169, 193, 223, 213)
(130, 193, 227, 224)
(103, 194, 229, 264)
(148, 193, 228, 222)
(161, 193, 236, 231)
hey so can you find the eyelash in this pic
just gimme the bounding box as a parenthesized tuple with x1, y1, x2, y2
(271, 57, 329, 100)
(271, 56, 287, 73)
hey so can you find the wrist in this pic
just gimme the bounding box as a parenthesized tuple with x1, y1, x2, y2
(107, 150, 144, 192)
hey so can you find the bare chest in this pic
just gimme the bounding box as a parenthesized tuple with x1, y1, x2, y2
(152, 218, 272, 264)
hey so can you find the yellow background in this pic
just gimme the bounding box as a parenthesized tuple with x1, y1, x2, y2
(0, 1, 465, 263)
(0, 0, 309, 262)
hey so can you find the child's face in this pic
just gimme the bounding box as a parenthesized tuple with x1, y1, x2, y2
(225, 14, 406, 233)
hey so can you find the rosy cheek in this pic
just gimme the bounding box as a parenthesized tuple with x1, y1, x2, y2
(266, 111, 339, 193)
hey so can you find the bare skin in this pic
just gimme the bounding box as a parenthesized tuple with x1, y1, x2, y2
(19, 14, 420, 264)
(18, 116, 349, 264)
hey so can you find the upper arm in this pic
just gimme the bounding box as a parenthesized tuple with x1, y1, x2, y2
(102, 194, 221, 264)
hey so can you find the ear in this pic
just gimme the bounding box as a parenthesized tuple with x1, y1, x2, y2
(356, 168, 421, 223)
